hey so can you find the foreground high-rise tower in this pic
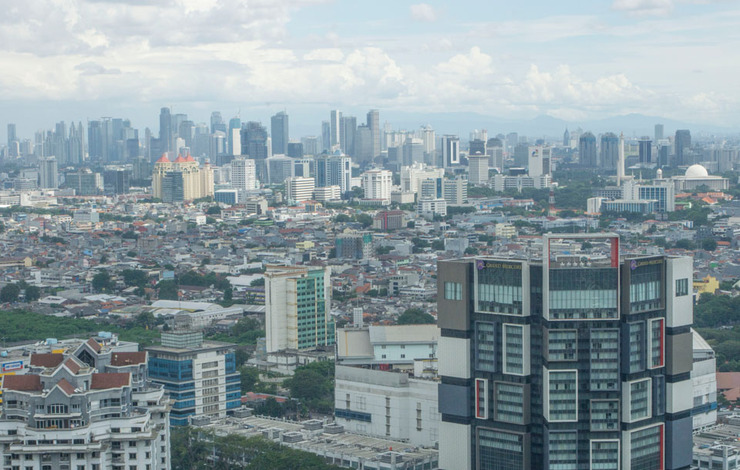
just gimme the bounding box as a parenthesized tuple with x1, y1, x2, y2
(437, 234, 693, 470)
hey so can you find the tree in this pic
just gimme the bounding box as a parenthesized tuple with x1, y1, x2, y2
(0, 283, 20, 303)
(157, 280, 179, 300)
(92, 270, 113, 293)
(206, 205, 221, 215)
(431, 240, 445, 251)
(356, 213, 373, 228)
(250, 278, 265, 287)
(375, 245, 393, 256)
(674, 239, 696, 250)
(122, 269, 148, 288)
(334, 214, 351, 223)
(702, 239, 717, 251)
(24, 285, 41, 302)
(464, 247, 479, 255)
(397, 307, 435, 325)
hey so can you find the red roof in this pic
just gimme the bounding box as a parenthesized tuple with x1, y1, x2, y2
(2, 375, 42, 391)
(110, 352, 147, 367)
(55, 378, 76, 395)
(30, 353, 64, 368)
(91, 373, 130, 389)
(156, 153, 170, 163)
(717, 372, 740, 391)
(86, 338, 102, 353)
(173, 155, 187, 163)
(185, 154, 195, 162)
(64, 357, 82, 374)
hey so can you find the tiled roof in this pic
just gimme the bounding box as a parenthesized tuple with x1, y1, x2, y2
(110, 352, 147, 367)
(30, 353, 64, 368)
(55, 378, 76, 395)
(63, 357, 82, 374)
(86, 338, 102, 353)
(2, 375, 42, 391)
(90, 373, 130, 389)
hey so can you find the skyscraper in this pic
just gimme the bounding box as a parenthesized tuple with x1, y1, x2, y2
(330, 110, 341, 148)
(437, 234, 693, 470)
(655, 124, 664, 141)
(38, 156, 58, 189)
(578, 132, 597, 167)
(675, 130, 691, 166)
(340, 115, 357, 156)
(158, 107, 172, 155)
(7, 123, 16, 149)
(639, 137, 653, 164)
(240, 122, 268, 181)
(321, 121, 331, 152)
(468, 155, 489, 185)
(367, 109, 380, 159)
(600, 132, 619, 171)
(265, 265, 335, 353)
(231, 157, 258, 190)
(442, 135, 460, 168)
(315, 154, 351, 195)
(270, 111, 289, 155)
(354, 125, 373, 164)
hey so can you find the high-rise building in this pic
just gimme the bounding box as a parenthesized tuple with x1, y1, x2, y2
(367, 109, 380, 159)
(38, 156, 58, 189)
(354, 125, 373, 164)
(0, 338, 171, 470)
(330, 110, 341, 149)
(271, 111, 289, 155)
(563, 128, 570, 147)
(321, 121, 331, 152)
(302, 136, 319, 156)
(147, 330, 241, 426)
(443, 177, 468, 205)
(639, 137, 653, 164)
(437, 234, 693, 470)
(335, 231, 373, 259)
(528, 146, 551, 178)
(340, 115, 357, 156)
(442, 135, 460, 168)
(469, 139, 486, 156)
(210, 111, 225, 134)
(361, 169, 393, 202)
(285, 176, 315, 202)
(159, 107, 173, 155)
(579, 132, 597, 167)
(468, 155, 489, 185)
(152, 154, 214, 201)
(161, 171, 184, 203)
(655, 124, 664, 142)
(402, 137, 424, 166)
(265, 265, 335, 353)
(7, 123, 16, 149)
(315, 154, 351, 195)
(287, 142, 304, 158)
(675, 130, 691, 166)
(266, 155, 294, 184)
(600, 133, 619, 171)
(240, 121, 268, 181)
(231, 157, 258, 190)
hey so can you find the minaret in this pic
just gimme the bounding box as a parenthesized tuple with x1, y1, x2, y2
(617, 132, 625, 186)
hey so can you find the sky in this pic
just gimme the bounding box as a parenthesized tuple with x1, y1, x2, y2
(2, 0, 740, 139)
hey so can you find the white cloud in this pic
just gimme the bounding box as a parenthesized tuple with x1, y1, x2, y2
(612, 0, 674, 16)
(410, 3, 437, 22)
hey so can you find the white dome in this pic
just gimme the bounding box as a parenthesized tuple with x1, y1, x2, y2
(685, 164, 709, 178)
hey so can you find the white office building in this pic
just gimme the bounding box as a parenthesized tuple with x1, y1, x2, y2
(361, 169, 393, 202)
(231, 158, 258, 190)
(468, 154, 489, 185)
(285, 176, 315, 203)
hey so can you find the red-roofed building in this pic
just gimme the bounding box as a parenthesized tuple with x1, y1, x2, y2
(29, 353, 64, 369)
(90, 373, 130, 389)
(2, 375, 42, 392)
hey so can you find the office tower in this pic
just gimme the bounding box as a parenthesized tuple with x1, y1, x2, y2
(367, 109, 380, 159)
(240, 121, 268, 181)
(600, 132, 619, 171)
(231, 157, 258, 190)
(161, 171, 184, 202)
(7, 123, 16, 148)
(579, 132, 597, 167)
(355, 125, 373, 164)
(437, 234, 693, 470)
(271, 111, 289, 155)
(527, 146, 551, 178)
(133, 155, 151, 181)
(152, 154, 214, 200)
(302, 136, 319, 156)
(147, 330, 241, 426)
(0, 338, 170, 470)
(657, 142, 670, 167)
(513, 143, 529, 168)
(64, 168, 103, 195)
(287, 142, 304, 158)
(443, 177, 468, 205)
(210, 111, 225, 134)
(38, 156, 58, 189)
(330, 110, 341, 148)
(442, 135, 460, 168)
(486, 138, 504, 172)
(401, 163, 445, 194)
(618, 133, 626, 184)
(103, 168, 130, 195)
(335, 231, 373, 259)
(419, 125, 436, 158)
(563, 128, 570, 146)
(267, 155, 294, 184)
(655, 124, 664, 142)
(209, 131, 226, 160)
(468, 154, 489, 185)
(675, 130, 691, 166)
(361, 169, 393, 202)
(321, 121, 331, 152)
(67, 121, 85, 164)
(340, 115, 357, 156)
(402, 137, 424, 166)
(315, 154, 351, 195)
(159, 107, 173, 155)
(469, 139, 486, 156)
(228, 116, 241, 153)
(285, 176, 315, 202)
(265, 265, 335, 353)
(639, 137, 653, 164)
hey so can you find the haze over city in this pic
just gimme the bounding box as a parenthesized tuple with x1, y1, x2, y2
(3, 0, 740, 138)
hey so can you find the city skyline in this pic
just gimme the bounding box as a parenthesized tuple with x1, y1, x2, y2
(1, 0, 740, 138)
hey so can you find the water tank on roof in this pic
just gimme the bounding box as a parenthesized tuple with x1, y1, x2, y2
(0, 351, 8, 357)
(98, 331, 113, 339)
(45, 338, 58, 345)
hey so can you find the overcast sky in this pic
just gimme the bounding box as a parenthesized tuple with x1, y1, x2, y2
(2, 0, 740, 139)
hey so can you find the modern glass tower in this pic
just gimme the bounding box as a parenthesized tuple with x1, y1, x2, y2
(437, 234, 693, 470)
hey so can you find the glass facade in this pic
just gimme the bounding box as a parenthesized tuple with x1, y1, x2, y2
(590, 400, 619, 431)
(475, 322, 496, 372)
(295, 269, 335, 349)
(629, 260, 663, 312)
(475, 379, 488, 419)
(590, 440, 619, 470)
(547, 431, 578, 470)
(494, 382, 524, 424)
(547, 370, 577, 422)
(547, 329, 577, 361)
(476, 262, 523, 315)
(630, 379, 651, 421)
(548, 268, 618, 320)
(444, 282, 462, 300)
(503, 324, 525, 375)
(676, 278, 689, 296)
(630, 425, 663, 470)
(649, 318, 664, 368)
(590, 329, 619, 391)
(628, 322, 646, 374)
(478, 428, 524, 470)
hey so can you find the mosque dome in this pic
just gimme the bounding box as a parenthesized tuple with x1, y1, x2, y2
(685, 164, 709, 178)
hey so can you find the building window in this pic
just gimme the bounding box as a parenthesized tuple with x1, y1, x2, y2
(547, 329, 576, 361)
(649, 318, 664, 368)
(629, 379, 651, 421)
(590, 440, 619, 470)
(475, 379, 488, 419)
(503, 324, 526, 375)
(478, 428, 523, 470)
(630, 425, 663, 469)
(590, 329, 619, 391)
(547, 432, 577, 469)
(494, 382, 524, 424)
(475, 322, 495, 372)
(546, 370, 577, 422)
(676, 278, 689, 296)
(628, 322, 646, 374)
(590, 400, 619, 431)
(444, 282, 462, 300)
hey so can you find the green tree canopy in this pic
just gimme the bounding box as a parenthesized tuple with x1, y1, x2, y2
(0, 284, 20, 303)
(397, 307, 435, 325)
